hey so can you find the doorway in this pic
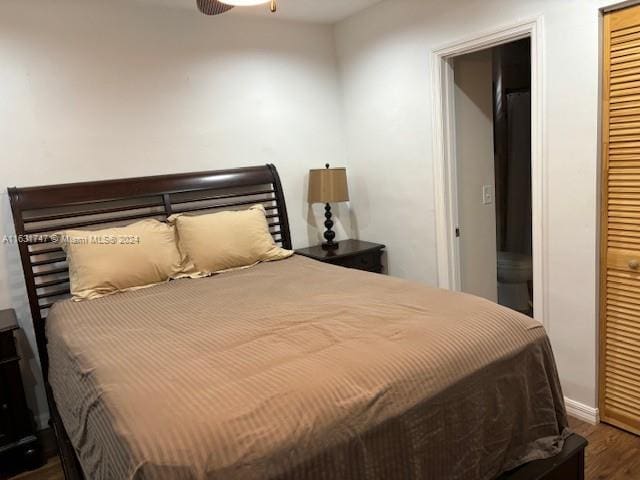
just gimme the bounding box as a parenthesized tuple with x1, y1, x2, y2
(454, 39, 533, 316)
(431, 18, 545, 324)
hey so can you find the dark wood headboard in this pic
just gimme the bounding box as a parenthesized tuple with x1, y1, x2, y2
(8, 164, 291, 377)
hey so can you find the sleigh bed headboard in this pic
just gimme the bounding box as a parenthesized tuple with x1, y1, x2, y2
(8, 164, 292, 376)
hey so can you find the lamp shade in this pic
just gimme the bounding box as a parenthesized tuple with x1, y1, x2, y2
(308, 167, 349, 204)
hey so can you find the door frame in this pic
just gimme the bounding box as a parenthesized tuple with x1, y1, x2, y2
(431, 16, 547, 326)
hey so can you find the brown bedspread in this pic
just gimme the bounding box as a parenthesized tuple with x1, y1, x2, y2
(47, 255, 568, 480)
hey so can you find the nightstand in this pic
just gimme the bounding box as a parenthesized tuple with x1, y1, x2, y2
(0, 309, 43, 477)
(295, 239, 385, 273)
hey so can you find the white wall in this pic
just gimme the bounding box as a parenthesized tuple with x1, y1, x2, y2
(454, 50, 498, 302)
(0, 0, 616, 426)
(0, 0, 348, 426)
(335, 0, 615, 410)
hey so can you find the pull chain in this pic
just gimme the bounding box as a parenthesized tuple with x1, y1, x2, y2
(270, 0, 276, 13)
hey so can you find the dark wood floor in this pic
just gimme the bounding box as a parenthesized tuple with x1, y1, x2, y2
(9, 459, 62, 480)
(568, 417, 640, 480)
(9, 417, 640, 480)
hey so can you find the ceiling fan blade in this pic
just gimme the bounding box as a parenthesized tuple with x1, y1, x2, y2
(196, 0, 234, 15)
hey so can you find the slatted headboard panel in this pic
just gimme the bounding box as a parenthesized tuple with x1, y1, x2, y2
(8, 164, 291, 377)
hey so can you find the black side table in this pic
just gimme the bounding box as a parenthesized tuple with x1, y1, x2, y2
(295, 239, 385, 274)
(0, 309, 43, 476)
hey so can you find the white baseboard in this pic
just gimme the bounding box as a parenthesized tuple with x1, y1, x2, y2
(565, 397, 599, 425)
(36, 412, 50, 431)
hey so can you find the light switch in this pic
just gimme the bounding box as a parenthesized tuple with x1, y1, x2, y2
(482, 185, 494, 205)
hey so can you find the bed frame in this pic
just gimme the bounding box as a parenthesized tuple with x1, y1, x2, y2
(8, 164, 291, 479)
(8, 164, 585, 480)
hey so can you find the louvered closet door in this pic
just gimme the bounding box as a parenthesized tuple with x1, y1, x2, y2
(601, 5, 640, 436)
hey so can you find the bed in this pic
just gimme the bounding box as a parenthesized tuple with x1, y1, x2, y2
(8, 165, 586, 480)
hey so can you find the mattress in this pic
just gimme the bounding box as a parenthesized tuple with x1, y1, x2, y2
(46, 255, 568, 480)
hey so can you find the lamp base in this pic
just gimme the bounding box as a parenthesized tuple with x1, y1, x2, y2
(322, 241, 339, 251)
(322, 203, 338, 251)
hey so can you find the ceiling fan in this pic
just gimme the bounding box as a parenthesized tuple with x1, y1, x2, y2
(196, 0, 277, 16)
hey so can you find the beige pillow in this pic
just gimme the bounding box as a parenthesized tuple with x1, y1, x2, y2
(57, 219, 185, 301)
(169, 205, 293, 276)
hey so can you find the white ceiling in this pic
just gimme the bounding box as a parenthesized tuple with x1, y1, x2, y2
(136, 0, 384, 23)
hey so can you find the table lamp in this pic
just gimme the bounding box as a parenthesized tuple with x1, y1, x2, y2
(308, 164, 349, 250)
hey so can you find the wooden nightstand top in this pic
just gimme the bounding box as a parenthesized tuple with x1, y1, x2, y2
(295, 239, 385, 262)
(0, 309, 18, 333)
